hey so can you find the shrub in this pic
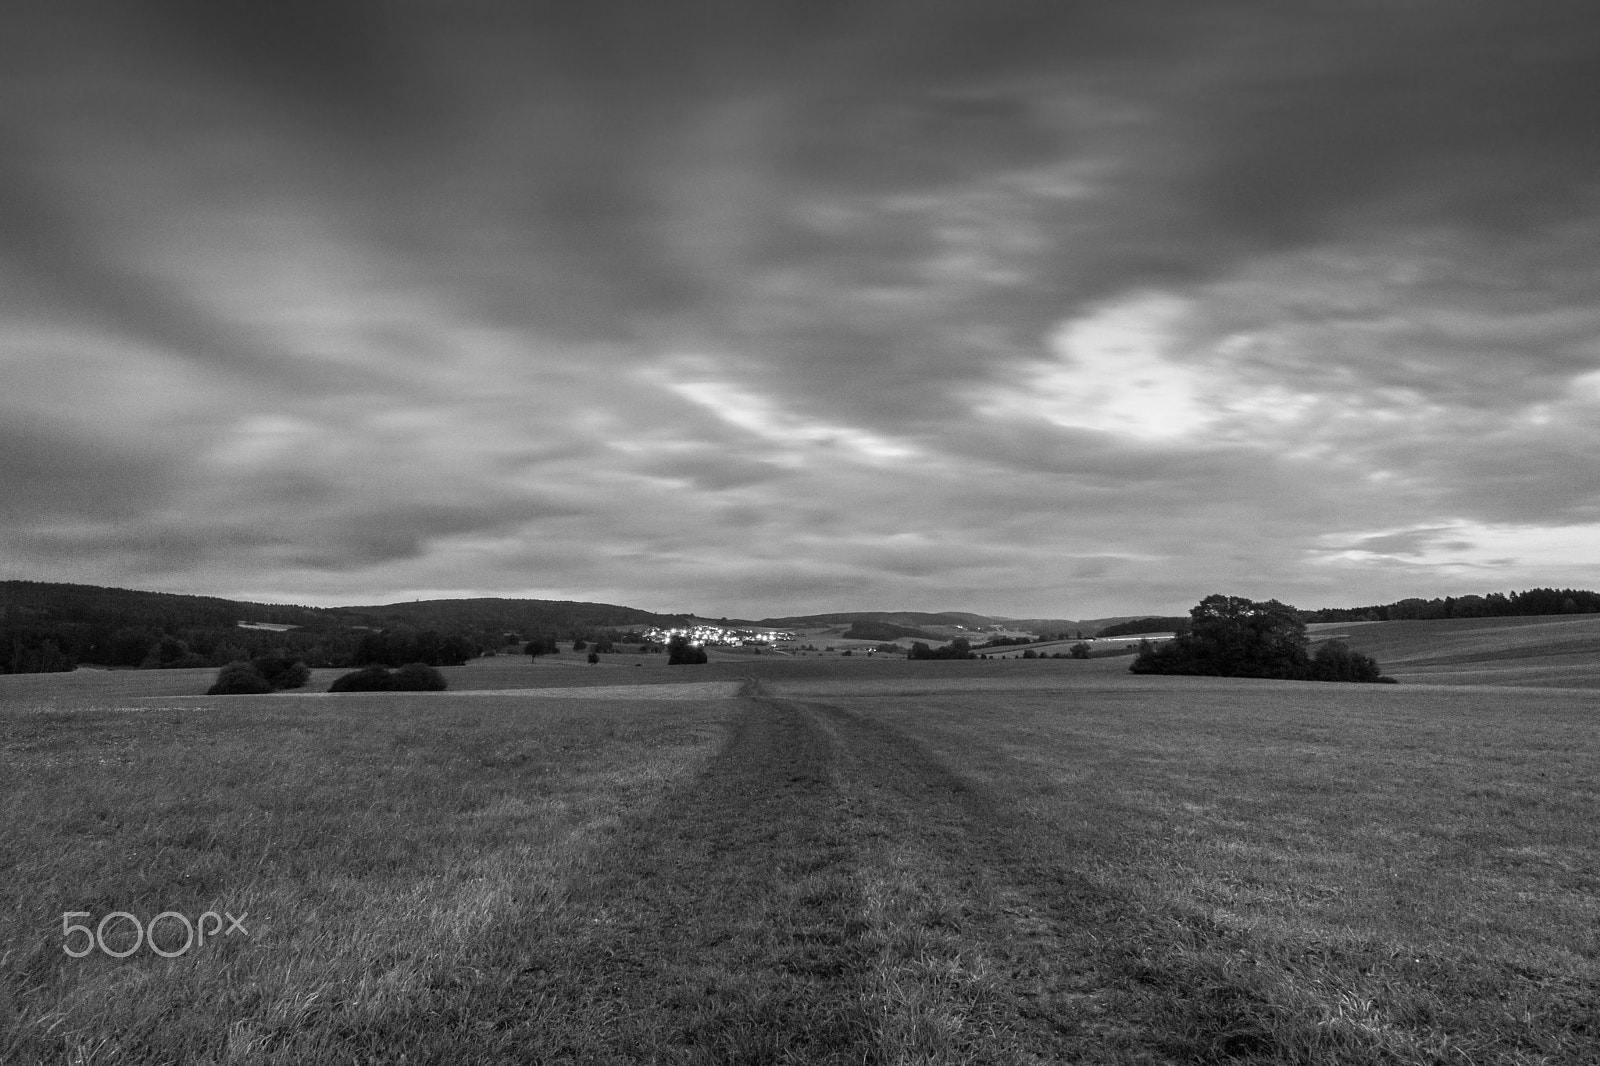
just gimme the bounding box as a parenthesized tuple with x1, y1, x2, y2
(1308, 641, 1387, 683)
(391, 662, 448, 691)
(206, 662, 273, 695)
(586, 651, 600, 665)
(329, 665, 396, 692)
(1068, 642, 1092, 659)
(253, 652, 310, 690)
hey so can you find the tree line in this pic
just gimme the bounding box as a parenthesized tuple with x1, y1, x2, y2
(1309, 588, 1600, 622)
(0, 580, 682, 675)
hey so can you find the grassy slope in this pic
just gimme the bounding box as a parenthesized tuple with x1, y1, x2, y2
(4, 659, 1597, 1063)
(1309, 615, 1600, 688)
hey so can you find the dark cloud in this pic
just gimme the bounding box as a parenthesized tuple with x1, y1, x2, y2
(0, 420, 177, 524)
(5, 1, 1600, 616)
(135, 0, 436, 141)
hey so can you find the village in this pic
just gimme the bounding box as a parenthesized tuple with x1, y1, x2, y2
(641, 623, 798, 648)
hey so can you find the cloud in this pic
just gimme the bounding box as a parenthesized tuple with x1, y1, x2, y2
(5, 2, 1600, 618)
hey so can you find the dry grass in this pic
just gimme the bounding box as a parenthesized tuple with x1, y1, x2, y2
(784, 670, 1600, 1063)
(0, 687, 732, 1064)
(1309, 615, 1600, 688)
(4, 657, 1596, 1062)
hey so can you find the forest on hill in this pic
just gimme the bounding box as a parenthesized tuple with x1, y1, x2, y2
(0, 581, 681, 674)
(1308, 588, 1600, 622)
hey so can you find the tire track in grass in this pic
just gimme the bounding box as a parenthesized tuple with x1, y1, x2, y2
(406, 693, 884, 1064)
(795, 696, 1512, 1065)
(787, 695, 1173, 1065)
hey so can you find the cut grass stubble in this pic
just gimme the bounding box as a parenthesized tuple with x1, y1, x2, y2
(4, 664, 1597, 1064)
(1, 692, 732, 1064)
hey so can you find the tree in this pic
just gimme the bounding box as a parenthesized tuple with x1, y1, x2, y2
(1131, 594, 1392, 683)
(907, 638, 975, 661)
(1068, 642, 1092, 659)
(5, 637, 74, 674)
(587, 650, 600, 665)
(572, 637, 588, 651)
(667, 634, 707, 665)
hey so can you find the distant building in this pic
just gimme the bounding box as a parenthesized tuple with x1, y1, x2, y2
(643, 624, 797, 647)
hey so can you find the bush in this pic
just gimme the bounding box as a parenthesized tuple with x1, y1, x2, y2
(329, 665, 396, 692)
(253, 652, 310, 690)
(206, 662, 273, 695)
(391, 662, 448, 691)
(1308, 641, 1386, 683)
(1068, 642, 1092, 659)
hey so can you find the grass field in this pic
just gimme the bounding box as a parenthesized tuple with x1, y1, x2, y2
(2, 654, 1596, 1063)
(1309, 615, 1600, 688)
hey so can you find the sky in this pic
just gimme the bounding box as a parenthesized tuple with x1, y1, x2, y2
(4, 1, 1599, 620)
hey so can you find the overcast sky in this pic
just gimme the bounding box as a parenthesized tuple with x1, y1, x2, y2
(5, 1, 1599, 620)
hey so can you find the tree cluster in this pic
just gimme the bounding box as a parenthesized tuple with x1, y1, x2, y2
(329, 663, 448, 692)
(1094, 616, 1192, 638)
(976, 635, 1039, 649)
(6, 636, 74, 674)
(354, 629, 475, 667)
(205, 652, 312, 695)
(667, 635, 708, 665)
(525, 635, 561, 659)
(1130, 594, 1392, 683)
(1310, 587, 1600, 623)
(907, 638, 976, 660)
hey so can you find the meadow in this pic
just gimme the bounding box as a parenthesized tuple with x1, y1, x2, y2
(1308, 615, 1600, 689)
(1, 651, 1595, 1063)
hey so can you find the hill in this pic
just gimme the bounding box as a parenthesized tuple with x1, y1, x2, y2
(754, 610, 1004, 629)
(0, 581, 685, 673)
(1308, 615, 1600, 688)
(754, 611, 1087, 638)
(838, 620, 940, 641)
(1093, 616, 1189, 638)
(327, 597, 679, 635)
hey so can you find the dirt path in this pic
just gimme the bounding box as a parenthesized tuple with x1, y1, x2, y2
(395, 685, 1161, 1064)
(400, 691, 878, 1063)
(782, 692, 1156, 1064)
